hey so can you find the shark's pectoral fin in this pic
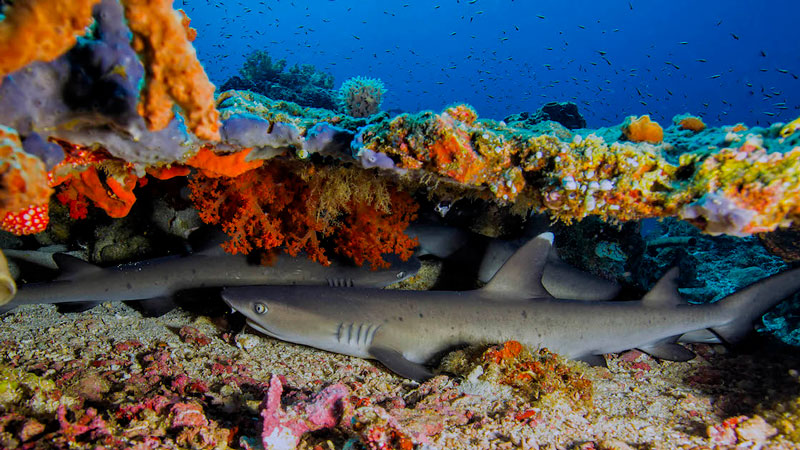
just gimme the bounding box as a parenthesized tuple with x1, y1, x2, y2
(575, 354, 607, 367)
(638, 342, 695, 361)
(368, 346, 433, 382)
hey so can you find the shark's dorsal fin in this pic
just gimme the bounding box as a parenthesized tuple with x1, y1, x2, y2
(481, 232, 553, 299)
(52, 254, 101, 280)
(642, 267, 683, 307)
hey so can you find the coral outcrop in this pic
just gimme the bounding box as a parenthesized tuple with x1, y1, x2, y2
(221, 50, 337, 110)
(0, 0, 799, 267)
(338, 76, 386, 118)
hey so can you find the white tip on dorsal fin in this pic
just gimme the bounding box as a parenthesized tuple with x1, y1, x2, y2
(481, 232, 553, 299)
(642, 267, 684, 307)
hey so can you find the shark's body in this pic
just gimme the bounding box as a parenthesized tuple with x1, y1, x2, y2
(1, 246, 419, 314)
(223, 233, 800, 381)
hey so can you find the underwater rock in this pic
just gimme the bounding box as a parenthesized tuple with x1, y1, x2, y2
(151, 197, 202, 240)
(90, 218, 153, 265)
(222, 50, 338, 110)
(504, 101, 586, 130)
(759, 223, 800, 263)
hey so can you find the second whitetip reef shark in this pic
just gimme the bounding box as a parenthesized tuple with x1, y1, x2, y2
(223, 232, 800, 381)
(0, 243, 420, 315)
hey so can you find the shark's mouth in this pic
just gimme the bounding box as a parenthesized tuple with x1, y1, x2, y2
(246, 319, 285, 340)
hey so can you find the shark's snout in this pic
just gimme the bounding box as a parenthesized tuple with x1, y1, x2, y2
(221, 287, 249, 313)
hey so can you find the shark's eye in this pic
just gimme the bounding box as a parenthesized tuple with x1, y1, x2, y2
(396, 271, 406, 279)
(254, 303, 268, 315)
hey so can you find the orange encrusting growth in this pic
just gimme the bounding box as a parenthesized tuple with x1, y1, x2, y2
(145, 165, 191, 180)
(0, 126, 53, 235)
(186, 147, 263, 178)
(678, 116, 707, 132)
(0, 0, 100, 83)
(123, 0, 221, 141)
(53, 166, 139, 219)
(622, 115, 664, 144)
(49, 142, 139, 219)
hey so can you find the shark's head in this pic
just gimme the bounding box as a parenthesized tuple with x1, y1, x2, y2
(222, 286, 338, 346)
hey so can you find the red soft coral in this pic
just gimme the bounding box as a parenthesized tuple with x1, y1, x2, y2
(188, 162, 418, 268)
(334, 188, 418, 269)
(188, 163, 329, 263)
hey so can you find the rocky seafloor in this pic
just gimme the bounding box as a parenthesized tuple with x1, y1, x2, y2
(0, 287, 798, 450)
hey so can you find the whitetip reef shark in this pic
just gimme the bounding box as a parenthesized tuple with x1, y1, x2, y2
(223, 232, 800, 381)
(0, 244, 420, 315)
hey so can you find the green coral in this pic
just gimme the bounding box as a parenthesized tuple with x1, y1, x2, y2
(0, 365, 62, 415)
(240, 50, 286, 85)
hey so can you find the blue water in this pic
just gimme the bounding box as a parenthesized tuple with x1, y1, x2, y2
(184, 0, 799, 128)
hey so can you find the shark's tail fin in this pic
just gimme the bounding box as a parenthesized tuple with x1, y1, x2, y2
(711, 265, 800, 344)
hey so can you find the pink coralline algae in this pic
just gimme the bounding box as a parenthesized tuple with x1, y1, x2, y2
(259, 375, 350, 450)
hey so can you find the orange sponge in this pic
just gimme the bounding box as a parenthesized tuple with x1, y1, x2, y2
(124, 0, 220, 141)
(186, 147, 263, 178)
(0, 0, 99, 82)
(678, 116, 707, 133)
(622, 115, 663, 144)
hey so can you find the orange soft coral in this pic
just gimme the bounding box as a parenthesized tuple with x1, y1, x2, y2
(678, 115, 707, 132)
(0, 0, 100, 82)
(123, 0, 220, 141)
(622, 115, 663, 144)
(0, 126, 53, 234)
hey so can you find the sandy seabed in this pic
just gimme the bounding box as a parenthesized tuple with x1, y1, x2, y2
(0, 300, 798, 450)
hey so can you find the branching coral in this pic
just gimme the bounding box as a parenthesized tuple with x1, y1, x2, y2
(334, 188, 419, 269)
